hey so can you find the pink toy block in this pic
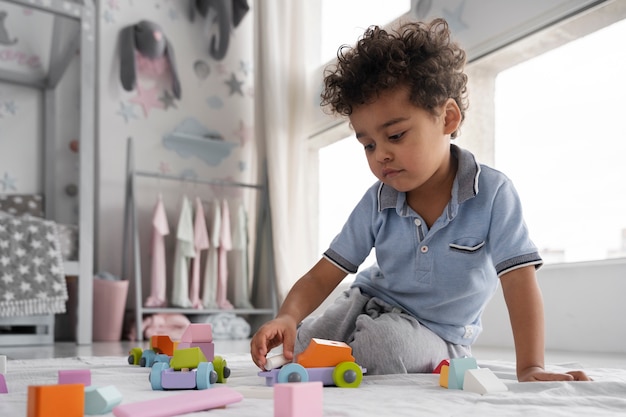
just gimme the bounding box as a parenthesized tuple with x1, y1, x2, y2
(176, 341, 215, 361)
(274, 381, 323, 417)
(58, 369, 92, 386)
(85, 385, 123, 415)
(112, 386, 243, 417)
(0, 373, 7, 393)
(180, 323, 213, 343)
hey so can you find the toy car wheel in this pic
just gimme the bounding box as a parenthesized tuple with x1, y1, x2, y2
(277, 363, 309, 384)
(149, 362, 168, 390)
(128, 347, 143, 365)
(141, 350, 156, 367)
(332, 361, 363, 388)
(196, 362, 217, 390)
(212, 355, 230, 383)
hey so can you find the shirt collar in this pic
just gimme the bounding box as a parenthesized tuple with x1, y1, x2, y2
(377, 144, 481, 212)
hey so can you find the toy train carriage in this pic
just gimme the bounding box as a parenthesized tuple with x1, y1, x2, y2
(150, 347, 230, 390)
(258, 338, 366, 388)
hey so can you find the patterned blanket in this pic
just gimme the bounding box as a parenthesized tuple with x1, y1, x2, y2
(0, 212, 68, 317)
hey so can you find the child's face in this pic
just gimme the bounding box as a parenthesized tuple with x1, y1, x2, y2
(350, 86, 458, 195)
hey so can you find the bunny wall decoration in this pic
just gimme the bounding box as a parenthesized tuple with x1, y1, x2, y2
(188, 0, 250, 61)
(119, 20, 181, 99)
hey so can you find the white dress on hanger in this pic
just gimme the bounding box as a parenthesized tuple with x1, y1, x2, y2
(170, 196, 194, 308)
(190, 197, 209, 309)
(228, 200, 253, 308)
(216, 198, 234, 309)
(145, 194, 169, 307)
(201, 199, 220, 309)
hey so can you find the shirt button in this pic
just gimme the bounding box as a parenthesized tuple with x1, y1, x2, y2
(414, 219, 422, 226)
(420, 246, 428, 253)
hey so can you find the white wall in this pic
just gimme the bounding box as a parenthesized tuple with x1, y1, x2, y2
(475, 258, 626, 354)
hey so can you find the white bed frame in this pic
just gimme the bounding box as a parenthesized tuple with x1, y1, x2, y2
(0, 0, 95, 345)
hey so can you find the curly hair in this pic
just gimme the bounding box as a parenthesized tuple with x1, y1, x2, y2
(321, 18, 468, 138)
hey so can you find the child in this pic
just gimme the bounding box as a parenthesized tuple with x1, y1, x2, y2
(250, 18, 590, 382)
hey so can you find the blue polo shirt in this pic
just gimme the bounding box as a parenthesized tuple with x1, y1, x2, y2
(323, 144, 542, 345)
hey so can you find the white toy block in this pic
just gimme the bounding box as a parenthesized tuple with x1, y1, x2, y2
(463, 368, 508, 395)
(448, 357, 478, 390)
(265, 354, 289, 370)
(274, 381, 323, 417)
(0, 355, 6, 374)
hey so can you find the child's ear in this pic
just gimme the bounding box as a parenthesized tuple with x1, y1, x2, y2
(443, 99, 462, 135)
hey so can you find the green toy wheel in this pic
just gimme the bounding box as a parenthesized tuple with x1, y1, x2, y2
(212, 355, 230, 383)
(332, 361, 362, 388)
(128, 347, 143, 365)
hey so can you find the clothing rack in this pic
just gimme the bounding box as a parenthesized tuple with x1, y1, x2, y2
(122, 137, 277, 342)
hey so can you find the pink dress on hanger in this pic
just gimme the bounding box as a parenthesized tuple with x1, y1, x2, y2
(190, 197, 209, 309)
(216, 198, 234, 309)
(145, 194, 169, 307)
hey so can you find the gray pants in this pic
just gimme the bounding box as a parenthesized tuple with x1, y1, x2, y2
(295, 287, 471, 375)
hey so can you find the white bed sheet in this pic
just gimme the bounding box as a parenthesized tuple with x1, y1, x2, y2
(1, 353, 625, 416)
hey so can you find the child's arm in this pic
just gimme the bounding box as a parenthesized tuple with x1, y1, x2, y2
(500, 265, 591, 382)
(250, 258, 347, 370)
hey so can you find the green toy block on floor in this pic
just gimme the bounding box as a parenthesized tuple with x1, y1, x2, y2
(448, 357, 478, 390)
(169, 348, 207, 370)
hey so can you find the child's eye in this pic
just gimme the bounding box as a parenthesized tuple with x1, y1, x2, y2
(363, 143, 374, 151)
(389, 132, 404, 141)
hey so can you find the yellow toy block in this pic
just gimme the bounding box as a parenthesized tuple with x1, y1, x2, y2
(27, 384, 84, 417)
(296, 338, 355, 368)
(439, 365, 449, 388)
(169, 347, 207, 370)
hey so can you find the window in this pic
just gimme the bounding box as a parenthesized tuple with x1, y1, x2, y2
(494, 17, 626, 263)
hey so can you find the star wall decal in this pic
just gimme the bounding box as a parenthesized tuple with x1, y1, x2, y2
(116, 101, 138, 123)
(239, 60, 252, 77)
(0, 172, 17, 192)
(159, 90, 178, 110)
(4, 101, 17, 115)
(225, 73, 244, 96)
(129, 83, 165, 117)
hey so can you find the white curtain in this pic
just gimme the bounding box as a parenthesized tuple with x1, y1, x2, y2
(252, 1, 317, 304)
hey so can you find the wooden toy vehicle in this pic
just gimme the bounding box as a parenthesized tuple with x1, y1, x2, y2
(150, 347, 230, 390)
(258, 338, 365, 388)
(127, 335, 178, 367)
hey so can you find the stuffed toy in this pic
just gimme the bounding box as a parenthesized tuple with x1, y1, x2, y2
(119, 20, 181, 99)
(188, 0, 250, 60)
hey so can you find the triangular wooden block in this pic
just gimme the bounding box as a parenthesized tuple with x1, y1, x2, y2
(448, 357, 477, 390)
(463, 368, 508, 394)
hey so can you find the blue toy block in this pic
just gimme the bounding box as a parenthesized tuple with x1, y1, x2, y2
(448, 357, 478, 390)
(84, 385, 123, 415)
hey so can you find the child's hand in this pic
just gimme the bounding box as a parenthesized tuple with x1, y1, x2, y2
(249, 315, 298, 370)
(518, 367, 592, 382)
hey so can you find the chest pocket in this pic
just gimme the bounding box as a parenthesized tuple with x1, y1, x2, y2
(449, 238, 485, 254)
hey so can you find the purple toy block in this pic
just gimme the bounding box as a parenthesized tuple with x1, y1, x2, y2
(161, 369, 198, 389)
(58, 369, 92, 386)
(180, 323, 213, 343)
(0, 373, 7, 393)
(274, 381, 323, 417)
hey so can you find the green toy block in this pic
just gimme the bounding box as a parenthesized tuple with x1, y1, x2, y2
(169, 348, 207, 370)
(448, 357, 478, 390)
